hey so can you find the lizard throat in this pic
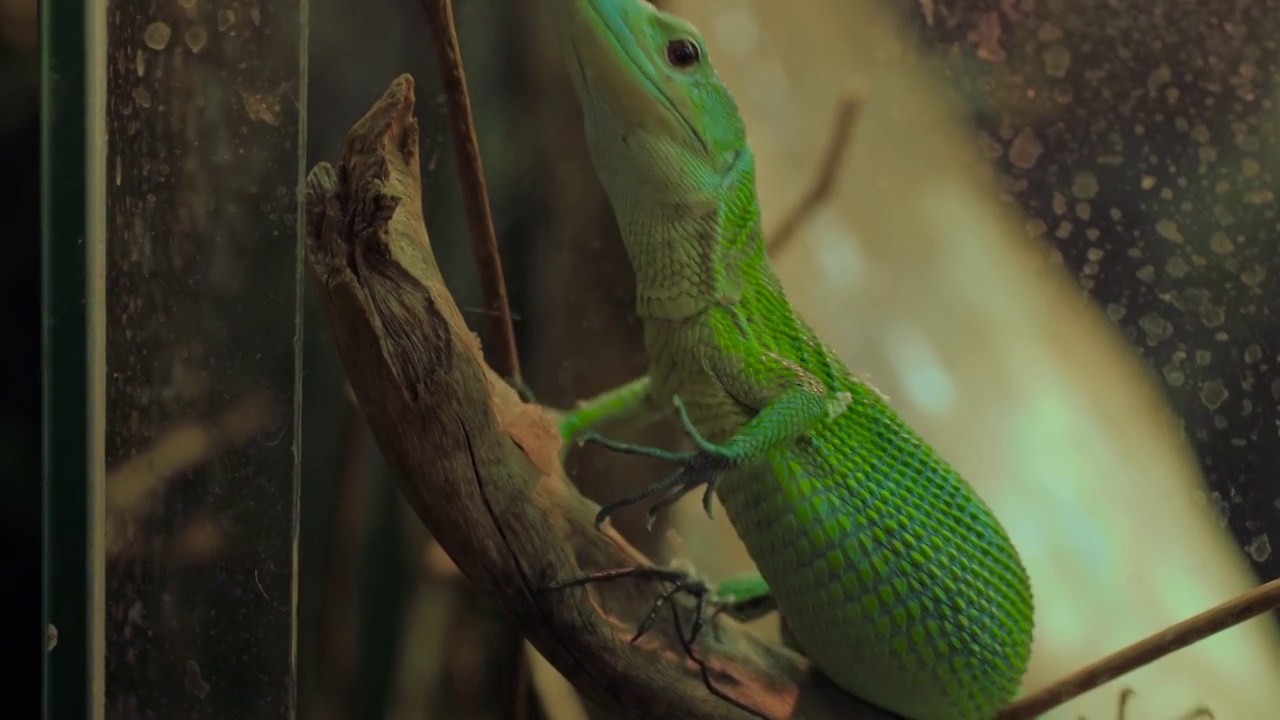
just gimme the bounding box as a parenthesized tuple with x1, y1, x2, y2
(624, 206, 765, 321)
(614, 148, 764, 321)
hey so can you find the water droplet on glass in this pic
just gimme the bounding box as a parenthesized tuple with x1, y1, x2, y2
(1155, 218, 1185, 243)
(1009, 128, 1043, 169)
(1209, 231, 1234, 254)
(1147, 64, 1172, 93)
(1139, 312, 1173, 344)
(185, 26, 208, 53)
(144, 22, 172, 50)
(1246, 534, 1271, 563)
(1043, 46, 1071, 78)
(1200, 379, 1228, 411)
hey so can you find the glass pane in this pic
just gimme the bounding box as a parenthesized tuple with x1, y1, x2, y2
(100, 1, 306, 718)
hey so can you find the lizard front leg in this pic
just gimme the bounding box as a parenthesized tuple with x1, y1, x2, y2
(556, 375, 662, 443)
(509, 374, 664, 459)
(710, 572, 777, 624)
(578, 350, 852, 528)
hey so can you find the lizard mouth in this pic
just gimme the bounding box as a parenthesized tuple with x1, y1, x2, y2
(573, 0, 703, 149)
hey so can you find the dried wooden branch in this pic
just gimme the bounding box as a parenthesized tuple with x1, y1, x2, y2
(420, 0, 521, 381)
(304, 73, 895, 720)
(316, 397, 374, 720)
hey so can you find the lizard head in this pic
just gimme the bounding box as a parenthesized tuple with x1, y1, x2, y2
(563, 0, 751, 212)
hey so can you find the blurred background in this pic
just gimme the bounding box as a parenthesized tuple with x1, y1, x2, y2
(23, 0, 1280, 718)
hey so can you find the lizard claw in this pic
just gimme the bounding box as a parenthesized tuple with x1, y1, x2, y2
(579, 395, 738, 528)
(540, 563, 769, 720)
(539, 564, 719, 647)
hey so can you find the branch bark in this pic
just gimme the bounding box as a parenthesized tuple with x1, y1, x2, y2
(304, 73, 897, 720)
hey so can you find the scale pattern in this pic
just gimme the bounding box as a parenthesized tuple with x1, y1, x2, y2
(715, 357, 1035, 719)
(637, 176, 1035, 720)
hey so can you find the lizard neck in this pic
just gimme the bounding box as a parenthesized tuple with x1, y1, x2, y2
(615, 153, 767, 321)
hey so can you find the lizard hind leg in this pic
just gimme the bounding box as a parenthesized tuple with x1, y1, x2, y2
(542, 563, 771, 720)
(668, 599, 771, 720)
(541, 565, 717, 645)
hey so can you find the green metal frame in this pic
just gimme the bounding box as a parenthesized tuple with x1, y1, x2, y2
(41, 0, 90, 715)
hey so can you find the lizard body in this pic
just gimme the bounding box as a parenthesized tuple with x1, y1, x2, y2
(550, 1, 1036, 717)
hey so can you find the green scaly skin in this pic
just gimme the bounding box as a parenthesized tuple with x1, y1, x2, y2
(549, 1, 1036, 718)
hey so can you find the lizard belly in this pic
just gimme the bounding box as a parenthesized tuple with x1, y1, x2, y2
(715, 443, 1033, 720)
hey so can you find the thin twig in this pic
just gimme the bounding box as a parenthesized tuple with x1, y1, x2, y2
(420, 0, 521, 381)
(442, 596, 488, 718)
(998, 577, 1280, 718)
(765, 92, 862, 256)
(317, 392, 374, 720)
(419, 2, 527, 715)
(503, 617, 534, 720)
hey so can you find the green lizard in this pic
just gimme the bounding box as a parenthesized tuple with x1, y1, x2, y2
(541, 0, 1036, 718)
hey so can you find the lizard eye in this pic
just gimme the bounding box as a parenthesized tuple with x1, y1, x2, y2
(664, 38, 701, 69)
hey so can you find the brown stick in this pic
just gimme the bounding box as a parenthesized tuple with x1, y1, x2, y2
(305, 73, 894, 720)
(420, 0, 521, 381)
(998, 577, 1280, 718)
(317, 395, 374, 720)
(419, 3, 529, 714)
(766, 92, 862, 256)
